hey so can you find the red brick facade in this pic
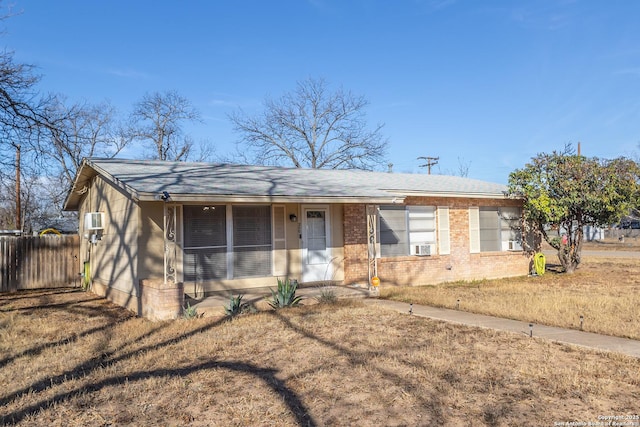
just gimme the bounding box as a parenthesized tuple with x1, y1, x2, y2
(343, 197, 530, 287)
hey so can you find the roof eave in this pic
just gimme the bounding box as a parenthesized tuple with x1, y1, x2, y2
(136, 194, 405, 205)
(63, 158, 141, 211)
(62, 159, 96, 211)
(398, 190, 517, 200)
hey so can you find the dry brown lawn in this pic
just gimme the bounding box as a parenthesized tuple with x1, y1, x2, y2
(582, 236, 640, 251)
(380, 249, 640, 340)
(1, 286, 639, 426)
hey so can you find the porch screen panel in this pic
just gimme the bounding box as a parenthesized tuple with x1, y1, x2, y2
(379, 206, 408, 257)
(183, 206, 227, 281)
(233, 205, 272, 278)
(272, 205, 287, 276)
(184, 248, 227, 281)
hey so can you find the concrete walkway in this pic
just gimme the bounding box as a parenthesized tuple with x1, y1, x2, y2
(364, 298, 640, 358)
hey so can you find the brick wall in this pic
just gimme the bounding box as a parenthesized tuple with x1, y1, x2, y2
(343, 204, 369, 285)
(139, 279, 185, 321)
(343, 197, 530, 287)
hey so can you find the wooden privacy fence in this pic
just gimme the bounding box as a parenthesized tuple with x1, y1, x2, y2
(0, 235, 81, 292)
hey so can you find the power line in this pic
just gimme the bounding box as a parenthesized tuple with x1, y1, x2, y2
(417, 156, 439, 174)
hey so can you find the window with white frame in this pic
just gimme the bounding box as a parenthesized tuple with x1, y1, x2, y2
(378, 205, 437, 257)
(476, 207, 522, 252)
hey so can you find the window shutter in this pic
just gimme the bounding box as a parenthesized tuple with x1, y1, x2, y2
(437, 206, 450, 255)
(272, 205, 287, 276)
(469, 207, 480, 253)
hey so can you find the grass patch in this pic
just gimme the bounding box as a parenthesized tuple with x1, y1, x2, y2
(379, 255, 640, 339)
(1, 287, 639, 425)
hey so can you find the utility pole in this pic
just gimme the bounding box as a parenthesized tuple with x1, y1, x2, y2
(15, 144, 21, 231)
(417, 156, 439, 175)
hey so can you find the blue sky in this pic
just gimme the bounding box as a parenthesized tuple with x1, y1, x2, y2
(3, 0, 640, 184)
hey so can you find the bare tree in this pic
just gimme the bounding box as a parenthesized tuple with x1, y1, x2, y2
(44, 98, 128, 188)
(229, 77, 388, 169)
(0, 48, 62, 231)
(456, 157, 471, 177)
(0, 6, 87, 230)
(128, 90, 201, 161)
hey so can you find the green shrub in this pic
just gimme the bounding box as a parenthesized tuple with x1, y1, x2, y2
(224, 294, 247, 316)
(269, 278, 303, 309)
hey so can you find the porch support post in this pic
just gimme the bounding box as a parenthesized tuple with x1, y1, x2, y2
(163, 202, 177, 285)
(366, 204, 377, 289)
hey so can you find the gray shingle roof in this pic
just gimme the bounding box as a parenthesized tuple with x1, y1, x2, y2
(64, 158, 509, 210)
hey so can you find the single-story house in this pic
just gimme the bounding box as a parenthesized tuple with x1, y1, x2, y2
(63, 158, 530, 319)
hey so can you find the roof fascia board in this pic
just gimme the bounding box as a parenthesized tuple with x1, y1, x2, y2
(397, 190, 515, 199)
(62, 159, 97, 211)
(136, 194, 405, 204)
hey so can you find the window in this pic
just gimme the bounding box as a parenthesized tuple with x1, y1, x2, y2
(378, 206, 437, 257)
(499, 207, 522, 251)
(379, 206, 408, 257)
(472, 207, 522, 253)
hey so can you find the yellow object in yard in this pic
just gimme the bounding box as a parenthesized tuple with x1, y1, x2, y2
(39, 228, 61, 236)
(83, 261, 91, 290)
(371, 276, 380, 287)
(534, 252, 546, 276)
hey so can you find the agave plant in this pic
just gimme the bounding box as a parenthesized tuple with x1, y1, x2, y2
(224, 294, 247, 316)
(269, 278, 303, 309)
(183, 302, 200, 319)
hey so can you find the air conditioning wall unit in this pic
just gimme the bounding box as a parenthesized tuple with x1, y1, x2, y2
(414, 244, 432, 256)
(84, 212, 105, 231)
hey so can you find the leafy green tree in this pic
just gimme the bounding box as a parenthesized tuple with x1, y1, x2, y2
(508, 145, 640, 273)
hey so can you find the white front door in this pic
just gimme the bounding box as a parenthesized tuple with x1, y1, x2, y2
(302, 206, 332, 283)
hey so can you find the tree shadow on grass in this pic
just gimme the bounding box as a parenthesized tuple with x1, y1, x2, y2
(2, 296, 105, 313)
(0, 289, 134, 369)
(268, 309, 450, 422)
(1, 360, 316, 426)
(0, 315, 132, 369)
(0, 292, 317, 427)
(0, 288, 84, 308)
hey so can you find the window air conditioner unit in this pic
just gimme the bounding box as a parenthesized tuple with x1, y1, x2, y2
(507, 240, 522, 251)
(84, 212, 105, 230)
(414, 244, 431, 256)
